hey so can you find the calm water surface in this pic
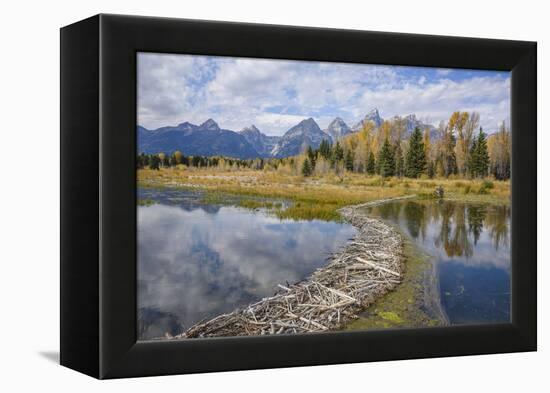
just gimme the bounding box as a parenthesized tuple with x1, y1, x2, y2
(362, 200, 511, 325)
(137, 188, 356, 340)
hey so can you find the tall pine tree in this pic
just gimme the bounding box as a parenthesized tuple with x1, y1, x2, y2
(470, 128, 490, 178)
(332, 141, 344, 163)
(301, 158, 312, 177)
(306, 145, 317, 169)
(405, 127, 427, 178)
(319, 139, 331, 159)
(444, 132, 457, 177)
(377, 138, 395, 177)
(366, 151, 376, 175)
(149, 155, 161, 170)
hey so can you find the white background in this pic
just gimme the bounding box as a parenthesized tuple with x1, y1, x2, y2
(0, 0, 546, 391)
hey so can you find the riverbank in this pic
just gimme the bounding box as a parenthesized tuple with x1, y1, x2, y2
(172, 196, 410, 338)
(138, 168, 510, 222)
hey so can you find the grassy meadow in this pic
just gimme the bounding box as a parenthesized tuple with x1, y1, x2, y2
(138, 166, 510, 222)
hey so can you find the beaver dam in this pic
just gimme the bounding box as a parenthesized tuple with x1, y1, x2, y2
(172, 196, 413, 339)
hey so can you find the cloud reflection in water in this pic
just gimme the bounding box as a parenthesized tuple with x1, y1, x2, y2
(138, 202, 356, 339)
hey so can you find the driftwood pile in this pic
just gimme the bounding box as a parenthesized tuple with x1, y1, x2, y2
(176, 197, 410, 339)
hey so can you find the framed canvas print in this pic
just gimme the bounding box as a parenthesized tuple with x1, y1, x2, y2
(60, 14, 536, 379)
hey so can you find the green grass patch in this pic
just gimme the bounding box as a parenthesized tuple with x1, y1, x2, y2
(275, 202, 343, 222)
(378, 311, 403, 323)
(137, 198, 156, 206)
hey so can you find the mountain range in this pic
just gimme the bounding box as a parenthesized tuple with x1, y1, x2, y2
(138, 108, 438, 159)
(324, 117, 353, 140)
(238, 125, 280, 157)
(270, 118, 331, 158)
(352, 108, 384, 131)
(137, 119, 259, 159)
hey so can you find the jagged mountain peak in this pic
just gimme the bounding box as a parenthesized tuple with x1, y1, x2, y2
(271, 118, 330, 158)
(200, 118, 220, 130)
(326, 117, 352, 140)
(353, 108, 384, 130)
(289, 117, 322, 133)
(366, 107, 380, 117)
(240, 125, 261, 134)
(328, 117, 346, 126)
(364, 108, 383, 126)
(176, 121, 198, 131)
(239, 125, 281, 158)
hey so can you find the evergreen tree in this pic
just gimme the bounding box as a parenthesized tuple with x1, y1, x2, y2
(137, 153, 145, 169)
(394, 143, 404, 177)
(149, 155, 160, 170)
(405, 127, 427, 178)
(470, 128, 490, 178)
(301, 158, 312, 177)
(366, 151, 376, 175)
(332, 141, 344, 163)
(345, 150, 354, 171)
(468, 136, 478, 177)
(377, 138, 395, 177)
(141, 154, 150, 167)
(444, 132, 457, 177)
(319, 139, 331, 159)
(307, 145, 317, 169)
(191, 156, 202, 167)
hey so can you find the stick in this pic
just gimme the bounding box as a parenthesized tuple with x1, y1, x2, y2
(355, 257, 401, 277)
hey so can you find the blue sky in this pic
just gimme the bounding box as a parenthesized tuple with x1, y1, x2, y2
(137, 52, 510, 136)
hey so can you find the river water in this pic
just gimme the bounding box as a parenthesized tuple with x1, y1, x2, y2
(138, 189, 511, 339)
(137, 188, 357, 340)
(361, 200, 511, 325)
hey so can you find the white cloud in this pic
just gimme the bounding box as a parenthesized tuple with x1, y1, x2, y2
(357, 76, 510, 132)
(137, 53, 510, 135)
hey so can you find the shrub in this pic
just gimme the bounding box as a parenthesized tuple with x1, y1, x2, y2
(477, 183, 490, 194)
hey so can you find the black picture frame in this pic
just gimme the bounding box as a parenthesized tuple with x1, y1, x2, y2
(60, 13, 537, 379)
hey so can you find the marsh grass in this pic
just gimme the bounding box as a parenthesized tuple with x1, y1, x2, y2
(137, 168, 510, 221)
(137, 198, 156, 206)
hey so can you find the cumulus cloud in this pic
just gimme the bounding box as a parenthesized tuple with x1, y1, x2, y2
(138, 52, 510, 135)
